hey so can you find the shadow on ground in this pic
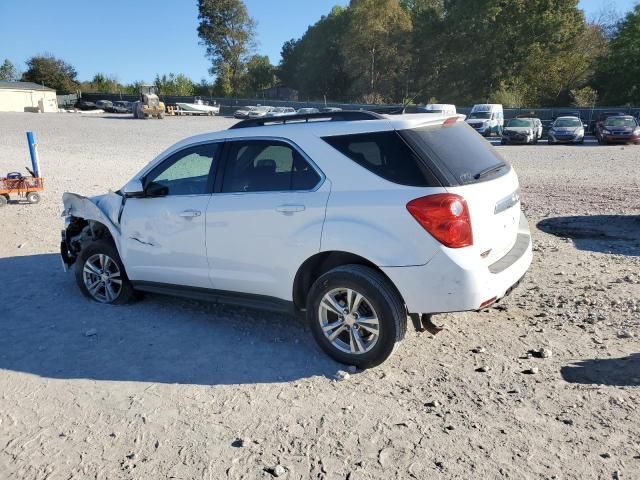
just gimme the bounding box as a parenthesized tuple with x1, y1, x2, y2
(561, 354, 640, 387)
(0, 254, 338, 385)
(537, 215, 640, 256)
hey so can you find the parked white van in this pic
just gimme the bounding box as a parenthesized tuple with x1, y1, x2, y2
(466, 104, 504, 137)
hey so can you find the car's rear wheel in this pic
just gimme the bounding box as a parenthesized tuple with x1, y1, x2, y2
(75, 240, 135, 305)
(307, 265, 406, 368)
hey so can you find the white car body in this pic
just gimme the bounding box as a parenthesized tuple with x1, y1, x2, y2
(466, 104, 504, 136)
(61, 112, 532, 365)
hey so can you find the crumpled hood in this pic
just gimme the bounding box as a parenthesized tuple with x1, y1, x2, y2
(62, 191, 123, 233)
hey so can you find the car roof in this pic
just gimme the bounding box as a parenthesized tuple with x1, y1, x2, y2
(555, 116, 581, 120)
(164, 112, 463, 149)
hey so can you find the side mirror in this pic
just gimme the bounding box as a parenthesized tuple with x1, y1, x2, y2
(122, 179, 144, 197)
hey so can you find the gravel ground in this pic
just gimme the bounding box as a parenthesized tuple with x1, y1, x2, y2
(0, 112, 638, 480)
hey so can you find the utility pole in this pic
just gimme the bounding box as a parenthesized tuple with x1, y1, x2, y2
(370, 47, 376, 94)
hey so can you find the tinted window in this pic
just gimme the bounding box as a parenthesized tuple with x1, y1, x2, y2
(222, 140, 321, 193)
(322, 131, 438, 187)
(145, 144, 218, 196)
(400, 122, 508, 185)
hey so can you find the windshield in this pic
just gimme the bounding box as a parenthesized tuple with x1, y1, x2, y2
(400, 122, 508, 185)
(553, 118, 582, 128)
(469, 112, 491, 119)
(507, 119, 533, 128)
(605, 117, 637, 127)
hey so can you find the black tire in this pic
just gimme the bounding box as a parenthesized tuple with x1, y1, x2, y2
(306, 264, 407, 368)
(26, 192, 40, 204)
(0, 195, 7, 207)
(74, 239, 135, 305)
(500, 139, 506, 145)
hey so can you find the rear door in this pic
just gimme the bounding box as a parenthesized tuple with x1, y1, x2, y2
(205, 138, 329, 301)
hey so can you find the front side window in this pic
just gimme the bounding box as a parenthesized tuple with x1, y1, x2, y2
(222, 140, 321, 193)
(145, 144, 218, 196)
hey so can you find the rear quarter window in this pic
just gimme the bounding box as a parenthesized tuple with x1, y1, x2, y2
(400, 122, 509, 185)
(321, 131, 440, 187)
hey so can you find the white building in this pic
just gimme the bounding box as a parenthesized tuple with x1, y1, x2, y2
(0, 81, 58, 112)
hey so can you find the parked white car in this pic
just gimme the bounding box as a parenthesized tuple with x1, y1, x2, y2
(501, 118, 542, 145)
(61, 111, 532, 367)
(266, 107, 296, 117)
(247, 106, 273, 118)
(297, 107, 320, 114)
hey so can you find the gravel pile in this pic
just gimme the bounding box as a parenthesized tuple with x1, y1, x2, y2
(0, 113, 638, 479)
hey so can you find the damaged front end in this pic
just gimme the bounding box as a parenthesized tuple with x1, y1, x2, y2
(60, 192, 124, 270)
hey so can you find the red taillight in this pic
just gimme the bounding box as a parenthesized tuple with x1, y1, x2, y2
(406, 194, 473, 248)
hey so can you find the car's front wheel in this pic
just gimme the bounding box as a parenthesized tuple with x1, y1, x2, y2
(307, 265, 407, 368)
(75, 240, 135, 305)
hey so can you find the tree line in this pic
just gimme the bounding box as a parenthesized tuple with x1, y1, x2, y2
(274, 0, 640, 106)
(197, 0, 639, 106)
(2, 1, 638, 106)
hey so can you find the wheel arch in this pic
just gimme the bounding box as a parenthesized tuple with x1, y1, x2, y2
(292, 250, 406, 311)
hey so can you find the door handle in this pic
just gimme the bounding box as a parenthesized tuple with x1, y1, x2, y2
(179, 210, 202, 218)
(276, 204, 305, 214)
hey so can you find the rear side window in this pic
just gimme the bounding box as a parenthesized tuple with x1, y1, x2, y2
(321, 131, 438, 187)
(222, 140, 321, 193)
(400, 122, 508, 185)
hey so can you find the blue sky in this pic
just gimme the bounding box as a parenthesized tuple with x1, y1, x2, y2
(0, 0, 637, 84)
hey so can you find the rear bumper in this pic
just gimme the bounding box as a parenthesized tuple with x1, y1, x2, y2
(383, 212, 532, 314)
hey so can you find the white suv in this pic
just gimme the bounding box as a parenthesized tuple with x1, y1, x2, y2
(61, 111, 532, 367)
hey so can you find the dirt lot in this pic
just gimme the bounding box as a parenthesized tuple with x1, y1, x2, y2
(0, 112, 638, 480)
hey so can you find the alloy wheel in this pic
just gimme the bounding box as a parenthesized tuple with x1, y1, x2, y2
(83, 253, 123, 303)
(318, 287, 380, 355)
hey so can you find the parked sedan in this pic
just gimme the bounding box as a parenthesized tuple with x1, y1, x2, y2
(501, 118, 541, 145)
(105, 101, 132, 114)
(547, 117, 585, 145)
(594, 111, 626, 142)
(247, 106, 274, 118)
(233, 106, 256, 119)
(598, 116, 640, 145)
(266, 107, 296, 117)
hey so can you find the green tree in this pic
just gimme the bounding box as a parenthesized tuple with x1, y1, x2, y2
(198, 0, 256, 95)
(279, 6, 352, 101)
(154, 73, 196, 96)
(244, 55, 276, 95)
(570, 86, 598, 106)
(595, 5, 640, 104)
(0, 59, 19, 81)
(342, 0, 413, 102)
(21, 54, 79, 92)
(81, 73, 123, 93)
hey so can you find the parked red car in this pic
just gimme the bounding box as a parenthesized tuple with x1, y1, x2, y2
(594, 111, 626, 142)
(598, 116, 640, 145)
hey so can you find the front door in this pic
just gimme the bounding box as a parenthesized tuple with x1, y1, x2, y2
(120, 143, 220, 288)
(206, 139, 330, 301)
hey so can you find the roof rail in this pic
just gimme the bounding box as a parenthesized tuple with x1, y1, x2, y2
(228, 110, 385, 129)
